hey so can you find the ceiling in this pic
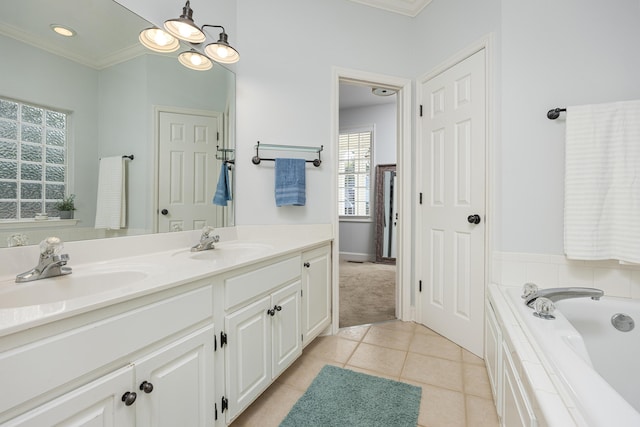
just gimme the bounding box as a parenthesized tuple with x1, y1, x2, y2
(347, 0, 433, 17)
(339, 83, 397, 110)
(0, 0, 149, 70)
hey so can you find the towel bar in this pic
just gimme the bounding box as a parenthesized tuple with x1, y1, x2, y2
(252, 141, 323, 167)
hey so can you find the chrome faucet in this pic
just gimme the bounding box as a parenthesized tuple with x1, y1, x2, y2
(523, 286, 604, 308)
(191, 226, 220, 252)
(16, 237, 72, 283)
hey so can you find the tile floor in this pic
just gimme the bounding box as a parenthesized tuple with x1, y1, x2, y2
(230, 320, 500, 427)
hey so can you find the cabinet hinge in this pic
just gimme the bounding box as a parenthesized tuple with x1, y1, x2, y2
(419, 280, 422, 292)
(220, 331, 227, 348)
(419, 105, 423, 117)
(214, 334, 217, 351)
(214, 402, 218, 420)
(217, 131, 220, 141)
(221, 396, 229, 413)
(419, 193, 423, 204)
(301, 334, 304, 342)
(300, 289, 303, 297)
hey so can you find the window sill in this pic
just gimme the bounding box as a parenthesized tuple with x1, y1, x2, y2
(0, 218, 80, 230)
(339, 217, 373, 224)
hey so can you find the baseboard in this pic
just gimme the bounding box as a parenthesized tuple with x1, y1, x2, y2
(339, 252, 375, 263)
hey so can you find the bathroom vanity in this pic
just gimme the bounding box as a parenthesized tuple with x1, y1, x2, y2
(0, 225, 332, 426)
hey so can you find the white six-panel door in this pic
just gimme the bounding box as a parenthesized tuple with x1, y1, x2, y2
(418, 48, 486, 356)
(157, 110, 222, 233)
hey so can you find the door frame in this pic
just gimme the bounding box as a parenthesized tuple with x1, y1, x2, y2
(331, 68, 412, 333)
(152, 105, 223, 233)
(414, 35, 494, 351)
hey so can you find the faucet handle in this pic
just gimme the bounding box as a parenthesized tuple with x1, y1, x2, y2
(533, 297, 556, 320)
(200, 226, 216, 240)
(521, 282, 539, 299)
(39, 237, 64, 256)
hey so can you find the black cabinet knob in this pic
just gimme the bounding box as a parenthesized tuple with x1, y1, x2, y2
(303, 262, 310, 268)
(122, 391, 137, 406)
(467, 214, 481, 224)
(267, 308, 275, 316)
(139, 381, 154, 394)
(161, 209, 169, 215)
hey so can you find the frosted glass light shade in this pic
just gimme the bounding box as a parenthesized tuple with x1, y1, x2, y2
(178, 50, 212, 71)
(139, 28, 180, 53)
(204, 41, 239, 64)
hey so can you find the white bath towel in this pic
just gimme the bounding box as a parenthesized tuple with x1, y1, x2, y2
(564, 99, 640, 263)
(95, 156, 126, 229)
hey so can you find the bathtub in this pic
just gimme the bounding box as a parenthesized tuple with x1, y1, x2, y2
(503, 286, 640, 426)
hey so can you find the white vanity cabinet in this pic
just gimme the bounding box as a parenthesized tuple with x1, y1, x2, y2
(0, 283, 216, 426)
(222, 256, 303, 422)
(301, 244, 331, 344)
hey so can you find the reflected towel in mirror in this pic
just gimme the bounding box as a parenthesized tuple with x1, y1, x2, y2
(95, 156, 126, 229)
(213, 164, 232, 206)
(275, 158, 306, 206)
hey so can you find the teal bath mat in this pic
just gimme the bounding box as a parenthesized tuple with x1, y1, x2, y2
(280, 365, 421, 427)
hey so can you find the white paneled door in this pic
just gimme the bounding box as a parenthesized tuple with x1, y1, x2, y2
(418, 49, 486, 356)
(158, 110, 222, 233)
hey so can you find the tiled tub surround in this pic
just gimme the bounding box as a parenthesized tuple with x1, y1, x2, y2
(0, 224, 332, 425)
(487, 284, 640, 426)
(493, 251, 640, 298)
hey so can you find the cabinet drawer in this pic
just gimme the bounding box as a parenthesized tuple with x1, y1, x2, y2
(0, 285, 213, 417)
(225, 256, 301, 310)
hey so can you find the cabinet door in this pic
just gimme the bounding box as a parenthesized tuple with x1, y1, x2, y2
(135, 325, 214, 427)
(301, 245, 332, 343)
(5, 366, 135, 427)
(271, 280, 303, 378)
(225, 295, 271, 421)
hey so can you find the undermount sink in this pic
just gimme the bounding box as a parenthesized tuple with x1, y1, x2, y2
(0, 268, 150, 309)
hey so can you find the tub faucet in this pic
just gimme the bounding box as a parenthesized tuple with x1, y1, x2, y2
(15, 237, 72, 283)
(191, 226, 220, 252)
(524, 286, 604, 308)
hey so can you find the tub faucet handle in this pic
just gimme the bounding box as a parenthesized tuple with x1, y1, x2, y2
(533, 297, 556, 320)
(521, 282, 539, 299)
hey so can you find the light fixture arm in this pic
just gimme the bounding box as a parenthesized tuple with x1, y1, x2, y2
(201, 24, 226, 34)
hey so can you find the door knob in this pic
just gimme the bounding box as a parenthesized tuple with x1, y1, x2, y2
(161, 209, 169, 215)
(467, 214, 481, 224)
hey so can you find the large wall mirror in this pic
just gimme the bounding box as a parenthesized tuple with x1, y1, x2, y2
(0, 0, 235, 248)
(375, 164, 396, 264)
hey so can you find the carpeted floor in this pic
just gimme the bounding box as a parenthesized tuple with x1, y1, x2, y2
(339, 260, 396, 328)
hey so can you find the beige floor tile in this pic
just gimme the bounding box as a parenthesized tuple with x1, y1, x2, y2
(406, 380, 466, 427)
(230, 382, 303, 427)
(409, 332, 463, 361)
(465, 395, 500, 427)
(463, 349, 486, 365)
(336, 324, 370, 342)
(303, 335, 359, 364)
(344, 364, 400, 381)
(276, 353, 341, 391)
(401, 352, 463, 392)
(463, 364, 493, 399)
(374, 319, 417, 333)
(347, 342, 407, 376)
(363, 325, 413, 351)
(414, 324, 440, 336)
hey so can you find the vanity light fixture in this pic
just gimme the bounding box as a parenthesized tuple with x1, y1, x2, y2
(138, 28, 180, 53)
(163, 0, 206, 43)
(372, 87, 396, 96)
(50, 24, 76, 37)
(178, 49, 212, 71)
(202, 25, 240, 64)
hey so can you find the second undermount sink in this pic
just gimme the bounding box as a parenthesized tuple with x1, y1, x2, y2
(172, 241, 275, 261)
(0, 268, 150, 309)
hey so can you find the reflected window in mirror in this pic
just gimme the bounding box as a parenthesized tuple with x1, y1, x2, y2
(0, 97, 69, 220)
(338, 128, 372, 219)
(375, 164, 396, 264)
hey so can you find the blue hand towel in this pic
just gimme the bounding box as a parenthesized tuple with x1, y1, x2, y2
(275, 158, 306, 206)
(213, 165, 232, 206)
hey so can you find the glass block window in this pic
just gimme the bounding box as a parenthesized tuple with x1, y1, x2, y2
(338, 129, 372, 218)
(0, 97, 68, 219)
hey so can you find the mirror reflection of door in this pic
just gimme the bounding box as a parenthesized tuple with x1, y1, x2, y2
(376, 164, 397, 264)
(157, 109, 224, 233)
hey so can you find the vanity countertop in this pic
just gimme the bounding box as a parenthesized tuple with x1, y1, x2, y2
(0, 224, 333, 337)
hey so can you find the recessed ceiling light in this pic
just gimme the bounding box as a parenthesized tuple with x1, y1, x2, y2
(50, 24, 76, 37)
